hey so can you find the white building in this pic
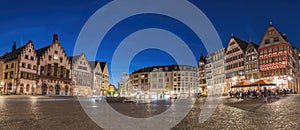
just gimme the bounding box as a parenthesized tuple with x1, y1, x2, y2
(118, 72, 129, 97)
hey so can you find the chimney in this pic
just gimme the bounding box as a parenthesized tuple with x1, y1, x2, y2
(12, 42, 16, 52)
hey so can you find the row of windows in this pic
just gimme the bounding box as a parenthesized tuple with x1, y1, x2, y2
(4, 71, 14, 79)
(76, 79, 92, 86)
(225, 54, 244, 63)
(226, 71, 244, 79)
(21, 62, 37, 70)
(260, 56, 286, 65)
(261, 68, 287, 77)
(226, 62, 244, 70)
(40, 64, 70, 79)
(24, 55, 34, 61)
(244, 55, 257, 62)
(245, 64, 258, 71)
(74, 71, 92, 77)
(5, 63, 14, 69)
(264, 37, 279, 44)
(226, 47, 241, 55)
(259, 45, 287, 55)
(48, 55, 64, 63)
(20, 72, 37, 80)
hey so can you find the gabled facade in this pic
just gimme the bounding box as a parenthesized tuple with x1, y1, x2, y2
(89, 61, 103, 96)
(225, 36, 249, 93)
(69, 53, 92, 96)
(1, 41, 37, 94)
(36, 34, 72, 95)
(244, 42, 260, 83)
(198, 54, 206, 92)
(258, 24, 298, 91)
(205, 54, 213, 91)
(100, 62, 109, 95)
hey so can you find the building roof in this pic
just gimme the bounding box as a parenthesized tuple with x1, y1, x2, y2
(248, 42, 259, 50)
(88, 61, 99, 70)
(231, 36, 249, 51)
(100, 62, 107, 72)
(1, 42, 27, 62)
(199, 54, 206, 63)
(131, 65, 197, 75)
(67, 55, 80, 65)
(36, 45, 51, 58)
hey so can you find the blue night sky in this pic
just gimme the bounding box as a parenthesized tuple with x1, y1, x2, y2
(1, 0, 300, 85)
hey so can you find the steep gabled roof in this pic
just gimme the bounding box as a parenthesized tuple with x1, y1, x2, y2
(248, 42, 259, 50)
(199, 54, 206, 63)
(67, 55, 80, 65)
(36, 45, 51, 58)
(100, 62, 107, 72)
(231, 36, 249, 51)
(89, 61, 99, 70)
(1, 42, 26, 62)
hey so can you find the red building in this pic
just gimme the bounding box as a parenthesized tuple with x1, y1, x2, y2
(258, 24, 299, 91)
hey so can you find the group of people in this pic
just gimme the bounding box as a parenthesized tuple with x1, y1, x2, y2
(229, 87, 294, 102)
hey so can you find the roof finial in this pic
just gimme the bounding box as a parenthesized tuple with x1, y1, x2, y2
(231, 33, 234, 37)
(53, 34, 59, 42)
(12, 42, 17, 51)
(269, 19, 273, 26)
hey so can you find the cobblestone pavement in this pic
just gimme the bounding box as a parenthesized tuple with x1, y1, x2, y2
(0, 95, 299, 130)
(0, 96, 101, 130)
(173, 95, 300, 130)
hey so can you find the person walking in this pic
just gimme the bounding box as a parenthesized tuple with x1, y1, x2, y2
(264, 88, 268, 103)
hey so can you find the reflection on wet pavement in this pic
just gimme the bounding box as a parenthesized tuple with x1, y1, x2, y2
(0, 95, 299, 129)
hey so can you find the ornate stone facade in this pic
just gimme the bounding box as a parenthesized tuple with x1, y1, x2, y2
(244, 42, 260, 83)
(36, 35, 72, 95)
(1, 41, 37, 94)
(258, 24, 299, 91)
(198, 54, 206, 92)
(69, 53, 92, 96)
(225, 36, 248, 93)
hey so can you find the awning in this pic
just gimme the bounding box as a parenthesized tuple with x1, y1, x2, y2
(231, 81, 251, 88)
(250, 79, 275, 86)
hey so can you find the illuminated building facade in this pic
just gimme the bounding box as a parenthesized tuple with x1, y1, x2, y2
(69, 53, 92, 96)
(205, 54, 213, 92)
(258, 24, 299, 91)
(99, 62, 109, 95)
(129, 65, 198, 98)
(89, 61, 103, 96)
(36, 35, 72, 95)
(244, 42, 260, 83)
(225, 36, 249, 93)
(198, 54, 206, 92)
(1, 41, 38, 94)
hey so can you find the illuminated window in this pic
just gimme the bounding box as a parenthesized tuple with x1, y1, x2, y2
(265, 39, 270, 44)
